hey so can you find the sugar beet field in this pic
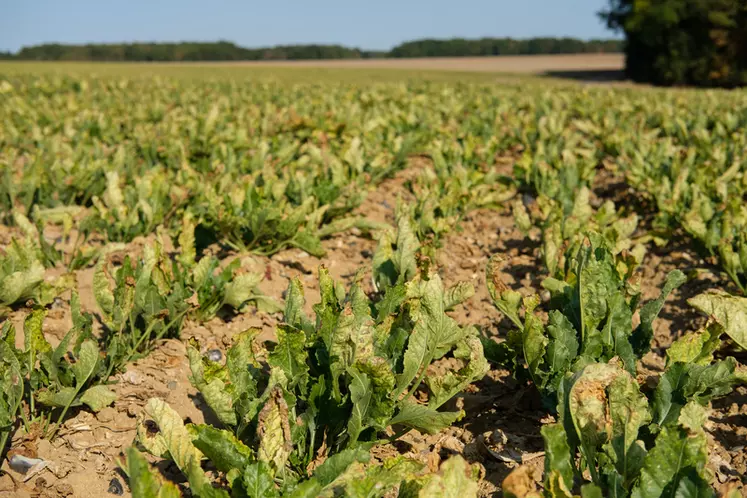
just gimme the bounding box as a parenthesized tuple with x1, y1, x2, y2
(0, 63, 746, 498)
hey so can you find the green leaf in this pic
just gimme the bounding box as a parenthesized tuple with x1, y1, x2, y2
(577, 238, 621, 339)
(126, 447, 182, 498)
(189, 424, 253, 474)
(243, 461, 279, 498)
(545, 311, 578, 390)
(688, 290, 747, 350)
(580, 484, 604, 498)
(523, 301, 549, 391)
(631, 270, 686, 354)
(541, 424, 573, 493)
(486, 255, 523, 329)
(630, 427, 710, 498)
(605, 292, 636, 375)
(72, 339, 99, 387)
(346, 368, 372, 446)
(268, 326, 308, 393)
(313, 446, 370, 486)
(36, 387, 78, 407)
(80, 385, 116, 412)
(390, 400, 462, 434)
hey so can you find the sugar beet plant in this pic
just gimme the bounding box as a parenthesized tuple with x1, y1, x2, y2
(486, 232, 685, 407)
(503, 312, 746, 498)
(127, 214, 487, 496)
(513, 187, 645, 281)
(490, 233, 746, 497)
(0, 297, 117, 459)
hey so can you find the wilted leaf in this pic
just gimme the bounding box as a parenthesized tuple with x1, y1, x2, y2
(688, 290, 747, 350)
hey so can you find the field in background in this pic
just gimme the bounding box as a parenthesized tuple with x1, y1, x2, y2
(0, 53, 625, 83)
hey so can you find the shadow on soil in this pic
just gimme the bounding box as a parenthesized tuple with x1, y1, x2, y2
(541, 69, 626, 83)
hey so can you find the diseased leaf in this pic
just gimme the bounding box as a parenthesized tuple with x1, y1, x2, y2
(80, 385, 116, 412)
(93, 257, 115, 319)
(257, 387, 292, 473)
(24, 309, 51, 355)
(426, 333, 489, 408)
(688, 290, 747, 350)
(137, 399, 228, 497)
(36, 387, 78, 407)
(502, 465, 542, 498)
(416, 455, 478, 498)
(667, 325, 722, 366)
(603, 371, 651, 485)
(187, 344, 236, 426)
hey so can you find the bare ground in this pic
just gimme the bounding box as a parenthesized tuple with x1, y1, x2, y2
(180, 54, 624, 75)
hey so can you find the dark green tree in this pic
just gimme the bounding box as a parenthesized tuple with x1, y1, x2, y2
(601, 0, 747, 87)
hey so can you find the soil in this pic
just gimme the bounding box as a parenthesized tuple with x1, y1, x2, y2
(176, 54, 625, 76)
(1, 160, 745, 498)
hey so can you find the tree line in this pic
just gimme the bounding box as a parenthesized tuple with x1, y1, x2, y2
(3, 38, 621, 62)
(601, 0, 746, 87)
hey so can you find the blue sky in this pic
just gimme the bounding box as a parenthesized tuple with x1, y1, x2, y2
(1, 0, 617, 53)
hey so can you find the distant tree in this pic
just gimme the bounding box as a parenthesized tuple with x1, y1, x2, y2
(600, 0, 747, 86)
(8, 38, 624, 63)
(388, 37, 623, 58)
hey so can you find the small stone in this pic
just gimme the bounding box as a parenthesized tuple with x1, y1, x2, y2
(121, 370, 143, 385)
(206, 349, 222, 362)
(8, 455, 44, 474)
(167, 380, 178, 390)
(108, 477, 124, 495)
